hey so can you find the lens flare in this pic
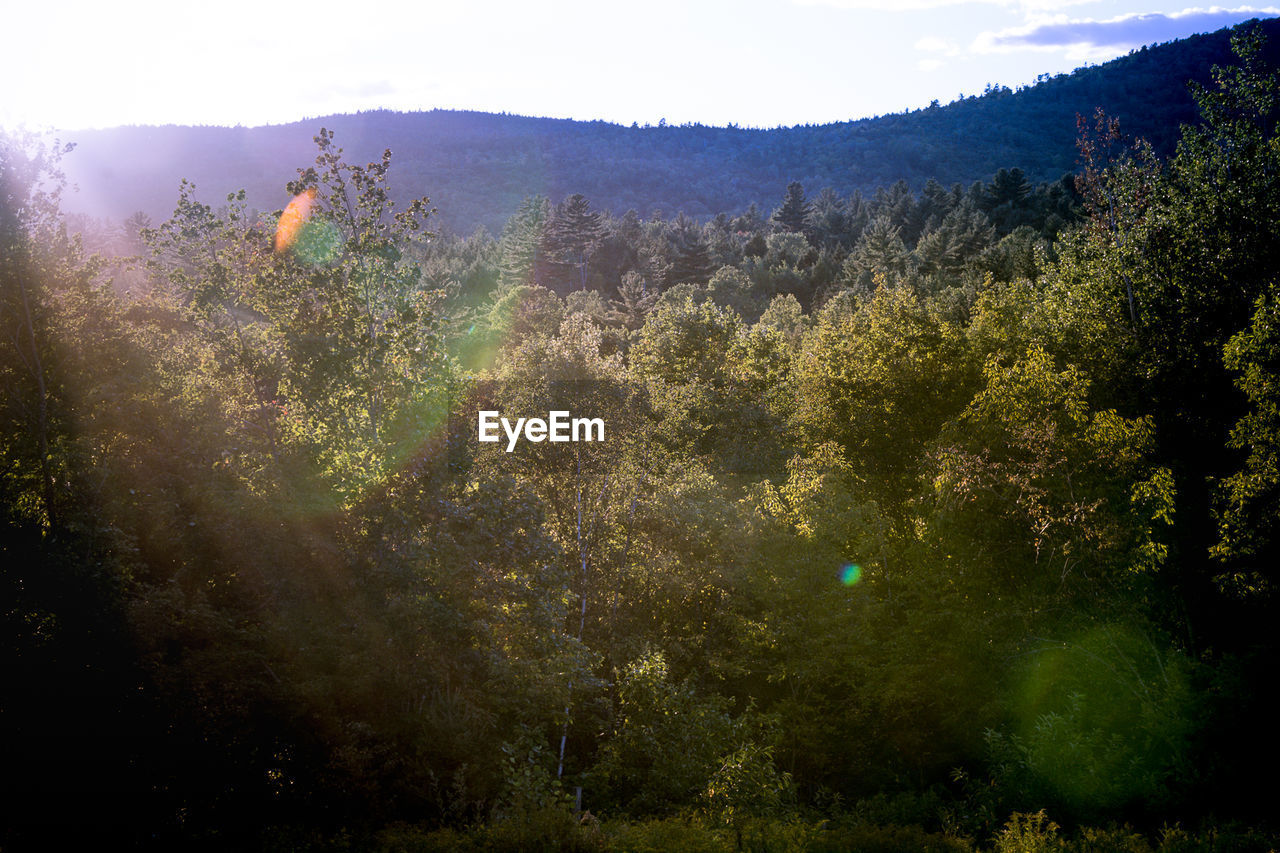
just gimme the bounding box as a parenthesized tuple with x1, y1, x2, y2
(294, 218, 342, 265)
(275, 187, 316, 253)
(275, 187, 342, 265)
(839, 563, 862, 586)
(1008, 623, 1195, 812)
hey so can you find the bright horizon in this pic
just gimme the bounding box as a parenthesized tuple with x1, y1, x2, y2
(5, 1, 1277, 132)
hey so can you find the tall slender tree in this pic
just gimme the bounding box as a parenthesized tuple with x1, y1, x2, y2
(499, 194, 551, 290)
(772, 181, 812, 235)
(545, 193, 605, 292)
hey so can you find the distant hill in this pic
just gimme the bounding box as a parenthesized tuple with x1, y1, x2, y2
(58, 18, 1280, 235)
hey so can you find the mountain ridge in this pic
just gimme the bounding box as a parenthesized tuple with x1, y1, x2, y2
(58, 17, 1280, 234)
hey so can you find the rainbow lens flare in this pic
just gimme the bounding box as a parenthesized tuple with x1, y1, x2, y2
(274, 188, 341, 264)
(840, 563, 863, 586)
(274, 187, 316, 253)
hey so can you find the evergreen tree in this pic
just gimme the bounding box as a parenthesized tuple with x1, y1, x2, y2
(808, 187, 848, 250)
(844, 189, 872, 245)
(982, 167, 1034, 234)
(984, 167, 1032, 208)
(771, 181, 812, 235)
(608, 270, 659, 330)
(668, 213, 716, 286)
(704, 211, 745, 268)
(843, 215, 910, 290)
(914, 200, 995, 278)
(499, 194, 550, 290)
(873, 179, 918, 242)
(545, 193, 605, 292)
(731, 201, 766, 236)
(912, 178, 954, 238)
(628, 238, 670, 294)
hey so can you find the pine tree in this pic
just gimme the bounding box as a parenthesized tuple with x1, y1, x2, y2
(637, 241, 671, 292)
(668, 213, 715, 286)
(608, 270, 659, 330)
(544, 193, 605, 292)
(808, 187, 847, 250)
(772, 181, 812, 235)
(983, 168, 1034, 234)
(499, 195, 550, 290)
(874, 179, 919, 243)
(984, 167, 1032, 208)
(843, 215, 910, 290)
(914, 200, 995, 277)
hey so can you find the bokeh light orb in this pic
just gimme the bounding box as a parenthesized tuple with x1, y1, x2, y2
(292, 218, 342, 265)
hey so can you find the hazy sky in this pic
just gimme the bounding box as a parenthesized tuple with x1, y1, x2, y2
(4, 1, 1276, 131)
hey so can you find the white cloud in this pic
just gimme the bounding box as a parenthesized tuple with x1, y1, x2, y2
(974, 5, 1280, 58)
(916, 36, 962, 55)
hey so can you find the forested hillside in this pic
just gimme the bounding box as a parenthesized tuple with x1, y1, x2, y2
(5, 19, 1280, 853)
(58, 17, 1280, 234)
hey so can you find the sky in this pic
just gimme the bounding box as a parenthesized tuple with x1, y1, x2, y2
(3, 1, 1276, 131)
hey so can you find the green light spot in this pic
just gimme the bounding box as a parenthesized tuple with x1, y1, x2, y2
(292, 218, 342, 265)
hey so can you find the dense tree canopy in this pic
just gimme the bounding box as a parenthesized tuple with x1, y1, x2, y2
(5, 24, 1280, 853)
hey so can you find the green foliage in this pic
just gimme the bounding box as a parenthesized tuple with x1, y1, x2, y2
(607, 271, 658, 332)
(146, 129, 448, 506)
(812, 818, 975, 853)
(500, 194, 551, 290)
(993, 811, 1064, 853)
(755, 293, 808, 347)
(632, 296, 741, 386)
(931, 347, 1166, 585)
(987, 622, 1199, 820)
(603, 817, 729, 852)
(915, 201, 995, 280)
(377, 808, 606, 853)
(1213, 283, 1280, 594)
(843, 215, 910, 290)
(702, 742, 794, 827)
(545, 193, 607, 292)
(595, 649, 743, 814)
(13, 26, 1280, 847)
(795, 286, 977, 513)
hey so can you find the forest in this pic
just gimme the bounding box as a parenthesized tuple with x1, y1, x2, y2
(3, 22, 1280, 853)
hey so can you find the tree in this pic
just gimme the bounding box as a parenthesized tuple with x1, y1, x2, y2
(607, 270, 658, 331)
(1213, 284, 1280, 593)
(480, 312, 653, 785)
(1, 130, 227, 844)
(930, 346, 1171, 590)
(771, 181, 811, 235)
(499, 194, 551, 291)
(807, 187, 848, 250)
(914, 200, 995, 279)
(0, 132, 86, 529)
(793, 286, 977, 515)
(748, 231, 817, 307)
(1060, 28, 1280, 628)
(147, 128, 446, 504)
(981, 167, 1032, 233)
(544, 193, 605, 292)
(594, 649, 739, 813)
(667, 212, 715, 286)
(872, 179, 917, 241)
(843, 215, 910, 290)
